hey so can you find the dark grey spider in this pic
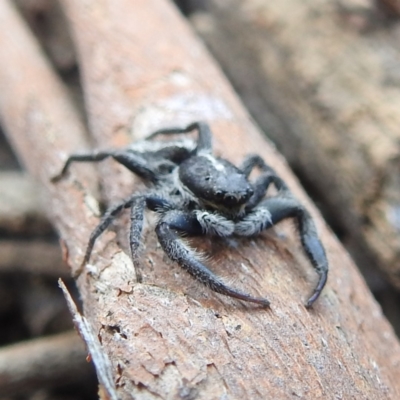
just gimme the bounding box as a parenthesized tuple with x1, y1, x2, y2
(53, 122, 328, 308)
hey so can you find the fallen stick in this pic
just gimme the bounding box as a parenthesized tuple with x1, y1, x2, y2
(0, 0, 399, 399)
(0, 239, 67, 277)
(0, 172, 53, 235)
(0, 330, 94, 396)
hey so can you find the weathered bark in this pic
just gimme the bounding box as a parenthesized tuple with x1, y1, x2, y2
(190, 0, 400, 289)
(0, 0, 400, 399)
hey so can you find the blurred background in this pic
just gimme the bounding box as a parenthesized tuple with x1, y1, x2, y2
(1, 0, 399, 398)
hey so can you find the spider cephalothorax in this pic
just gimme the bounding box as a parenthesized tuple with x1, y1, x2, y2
(53, 122, 328, 308)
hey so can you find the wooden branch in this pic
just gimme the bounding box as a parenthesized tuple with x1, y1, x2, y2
(59, 279, 118, 400)
(190, 0, 400, 289)
(0, 239, 67, 277)
(15, 0, 76, 71)
(0, 0, 400, 399)
(0, 172, 53, 234)
(0, 330, 93, 396)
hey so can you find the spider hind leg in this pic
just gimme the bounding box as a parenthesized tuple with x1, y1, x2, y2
(72, 195, 137, 277)
(129, 195, 176, 282)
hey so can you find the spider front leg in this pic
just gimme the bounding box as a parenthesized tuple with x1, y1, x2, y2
(236, 196, 328, 308)
(155, 210, 270, 306)
(147, 121, 213, 154)
(52, 150, 159, 183)
(240, 154, 280, 178)
(239, 154, 289, 210)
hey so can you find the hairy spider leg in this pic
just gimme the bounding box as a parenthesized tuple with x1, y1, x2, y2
(238, 154, 328, 306)
(240, 154, 280, 178)
(129, 195, 175, 282)
(245, 174, 276, 210)
(52, 150, 159, 182)
(77, 193, 174, 280)
(155, 210, 270, 307)
(239, 154, 288, 209)
(53, 122, 213, 183)
(127, 196, 146, 283)
(73, 195, 139, 278)
(237, 195, 328, 308)
(147, 121, 213, 154)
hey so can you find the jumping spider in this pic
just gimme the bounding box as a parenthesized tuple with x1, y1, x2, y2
(53, 122, 328, 308)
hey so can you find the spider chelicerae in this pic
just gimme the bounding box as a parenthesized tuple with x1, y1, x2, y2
(53, 122, 328, 308)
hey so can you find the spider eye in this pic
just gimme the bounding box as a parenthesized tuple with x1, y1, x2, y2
(204, 176, 211, 181)
(215, 191, 224, 199)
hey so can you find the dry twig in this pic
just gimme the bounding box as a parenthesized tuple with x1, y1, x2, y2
(0, 239, 67, 277)
(0, 172, 52, 235)
(0, 330, 94, 397)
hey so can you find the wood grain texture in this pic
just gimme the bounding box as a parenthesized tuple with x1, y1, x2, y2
(0, 0, 399, 398)
(190, 0, 400, 289)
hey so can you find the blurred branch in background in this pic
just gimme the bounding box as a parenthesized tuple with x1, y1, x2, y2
(0, 331, 95, 397)
(0, 1, 96, 398)
(0, 0, 400, 399)
(0, 172, 53, 235)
